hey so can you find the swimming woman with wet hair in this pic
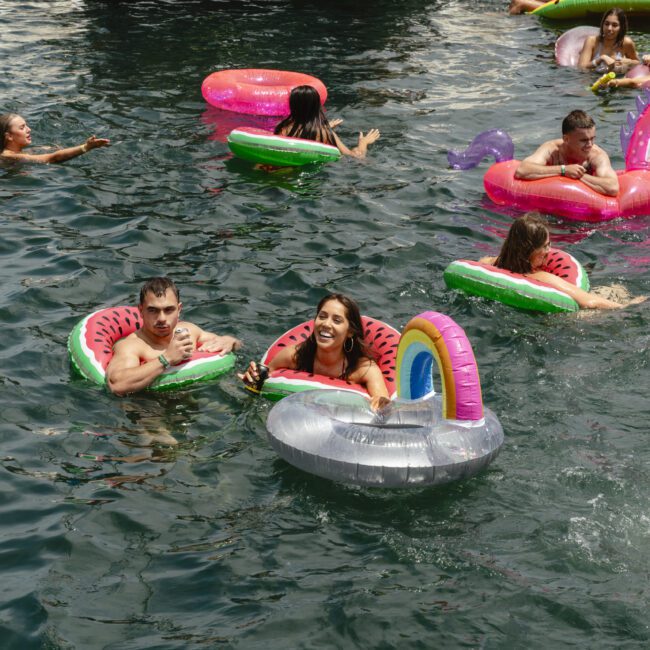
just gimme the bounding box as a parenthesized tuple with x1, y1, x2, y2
(274, 85, 380, 158)
(1, 113, 110, 163)
(480, 213, 646, 310)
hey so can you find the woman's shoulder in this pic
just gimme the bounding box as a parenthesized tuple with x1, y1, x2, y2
(623, 36, 638, 52)
(479, 255, 497, 265)
(317, 126, 336, 146)
(347, 355, 377, 380)
(529, 270, 565, 286)
(1, 150, 46, 163)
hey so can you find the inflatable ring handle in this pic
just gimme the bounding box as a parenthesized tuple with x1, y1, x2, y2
(396, 311, 483, 421)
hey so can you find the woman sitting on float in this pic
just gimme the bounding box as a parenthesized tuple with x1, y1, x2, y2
(239, 293, 391, 410)
(480, 213, 646, 310)
(275, 85, 380, 159)
(1, 113, 110, 163)
(577, 8, 639, 74)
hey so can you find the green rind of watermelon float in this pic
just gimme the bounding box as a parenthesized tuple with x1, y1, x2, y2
(257, 316, 399, 400)
(228, 127, 341, 167)
(531, 0, 650, 20)
(444, 248, 589, 313)
(67, 306, 235, 391)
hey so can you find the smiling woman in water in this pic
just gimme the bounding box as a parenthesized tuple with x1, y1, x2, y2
(0, 113, 110, 163)
(239, 293, 390, 410)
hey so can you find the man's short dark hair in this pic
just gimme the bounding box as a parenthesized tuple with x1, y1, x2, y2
(139, 277, 180, 304)
(562, 110, 595, 135)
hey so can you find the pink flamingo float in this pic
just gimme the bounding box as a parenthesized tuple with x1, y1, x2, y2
(448, 91, 650, 222)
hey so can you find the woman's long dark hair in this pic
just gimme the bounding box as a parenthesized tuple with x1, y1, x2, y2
(294, 293, 373, 379)
(274, 85, 336, 146)
(599, 8, 627, 49)
(494, 213, 549, 275)
(0, 113, 19, 151)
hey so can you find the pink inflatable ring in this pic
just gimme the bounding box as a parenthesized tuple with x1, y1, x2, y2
(201, 68, 327, 116)
(626, 63, 650, 87)
(555, 26, 599, 67)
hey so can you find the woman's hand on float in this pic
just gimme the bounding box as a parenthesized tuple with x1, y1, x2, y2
(358, 129, 380, 146)
(643, 54, 650, 66)
(329, 118, 343, 129)
(370, 395, 391, 412)
(165, 330, 193, 365)
(85, 135, 111, 151)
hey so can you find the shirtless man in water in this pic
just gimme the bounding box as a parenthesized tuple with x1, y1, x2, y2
(515, 109, 619, 197)
(106, 277, 241, 395)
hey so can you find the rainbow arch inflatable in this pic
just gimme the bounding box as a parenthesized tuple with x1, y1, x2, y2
(265, 311, 503, 487)
(396, 311, 484, 421)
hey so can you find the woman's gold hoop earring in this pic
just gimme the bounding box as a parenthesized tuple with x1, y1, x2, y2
(344, 337, 354, 353)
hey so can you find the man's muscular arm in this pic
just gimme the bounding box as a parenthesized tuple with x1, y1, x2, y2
(579, 150, 619, 196)
(195, 324, 242, 354)
(106, 335, 192, 395)
(515, 141, 565, 180)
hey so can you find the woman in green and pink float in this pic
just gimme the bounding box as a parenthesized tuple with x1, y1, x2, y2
(273, 85, 380, 158)
(228, 85, 380, 166)
(445, 213, 646, 311)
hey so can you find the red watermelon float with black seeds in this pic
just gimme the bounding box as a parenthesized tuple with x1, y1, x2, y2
(68, 306, 235, 391)
(444, 248, 589, 313)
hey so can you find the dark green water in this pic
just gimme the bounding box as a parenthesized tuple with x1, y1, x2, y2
(1, 1, 649, 647)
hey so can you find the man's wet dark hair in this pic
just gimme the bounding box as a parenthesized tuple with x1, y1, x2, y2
(562, 110, 595, 135)
(139, 277, 180, 304)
